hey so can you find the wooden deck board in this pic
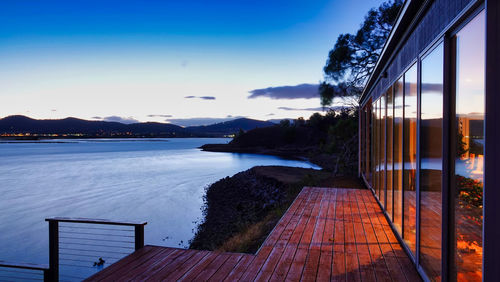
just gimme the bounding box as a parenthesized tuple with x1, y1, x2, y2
(269, 187, 319, 281)
(245, 189, 314, 281)
(354, 190, 392, 282)
(223, 254, 255, 281)
(301, 189, 328, 281)
(146, 249, 201, 280)
(207, 253, 244, 281)
(254, 189, 317, 281)
(287, 189, 323, 281)
(153, 250, 209, 281)
(85, 187, 422, 282)
(316, 189, 336, 281)
(332, 189, 346, 281)
(116, 247, 176, 280)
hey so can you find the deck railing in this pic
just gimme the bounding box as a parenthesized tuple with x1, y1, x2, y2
(0, 261, 49, 281)
(44, 217, 147, 281)
(0, 218, 147, 281)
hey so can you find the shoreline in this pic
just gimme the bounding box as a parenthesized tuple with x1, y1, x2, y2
(0, 136, 230, 141)
(200, 143, 337, 171)
(189, 165, 364, 253)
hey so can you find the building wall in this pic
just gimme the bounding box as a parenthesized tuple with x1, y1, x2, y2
(360, 1, 490, 281)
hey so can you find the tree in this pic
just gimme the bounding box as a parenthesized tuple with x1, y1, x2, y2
(320, 0, 402, 108)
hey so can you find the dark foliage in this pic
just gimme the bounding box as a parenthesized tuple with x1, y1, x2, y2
(456, 175, 483, 209)
(227, 110, 359, 175)
(185, 118, 275, 136)
(319, 0, 402, 106)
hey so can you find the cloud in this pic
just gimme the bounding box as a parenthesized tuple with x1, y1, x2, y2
(93, 116, 139, 124)
(147, 114, 173, 118)
(166, 116, 245, 127)
(278, 106, 325, 111)
(184, 96, 216, 100)
(248, 83, 320, 100)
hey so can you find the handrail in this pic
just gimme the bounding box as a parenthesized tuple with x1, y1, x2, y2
(0, 261, 49, 281)
(45, 217, 147, 227)
(0, 261, 49, 271)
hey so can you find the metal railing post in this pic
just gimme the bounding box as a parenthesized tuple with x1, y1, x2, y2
(135, 225, 144, 251)
(43, 268, 50, 282)
(48, 220, 59, 282)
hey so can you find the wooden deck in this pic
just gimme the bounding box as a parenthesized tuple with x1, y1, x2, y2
(85, 187, 421, 281)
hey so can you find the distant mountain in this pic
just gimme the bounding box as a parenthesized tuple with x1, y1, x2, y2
(0, 115, 187, 137)
(185, 118, 275, 136)
(0, 116, 275, 138)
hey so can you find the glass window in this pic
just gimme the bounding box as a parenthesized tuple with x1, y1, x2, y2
(404, 63, 417, 255)
(365, 105, 372, 182)
(454, 10, 485, 281)
(420, 42, 444, 280)
(372, 101, 378, 191)
(376, 98, 381, 198)
(362, 110, 366, 174)
(393, 77, 404, 234)
(386, 87, 394, 219)
(380, 95, 386, 203)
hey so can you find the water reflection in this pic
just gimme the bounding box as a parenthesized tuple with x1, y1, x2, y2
(454, 10, 485, 281)
(393, 77, 403, 234)
(403, 63, 417, 255)
(420, 42, 443, 281)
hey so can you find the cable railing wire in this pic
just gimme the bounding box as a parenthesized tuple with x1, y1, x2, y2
(59, 241, 135, 249)
(60, 253, 124, 261)
(59, 246, 131, 255)
(0, 275, 42, 281)
(59, 230, 135, 237)
(59, 236, 135, 244)
(0, 262, 48, 281)
(44, 217, 146, 281)
(60, 273, 87, 280)
(0, 268, 44, 276)
(59, 225, 133, 232)
(0, 269, 44, 281)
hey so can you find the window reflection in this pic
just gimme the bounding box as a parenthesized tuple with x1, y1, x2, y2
(393, 77, 403, 234)
(404, 63, 417, 255)
(420, 42, 443, 281)
(386, 87, 394, 219)
(365, 105, 371, 182)
(372, 100, 378, 193)
(454, 10, 485, 282)
(380, 95, 386, 204)
(376, 98, 381, 199)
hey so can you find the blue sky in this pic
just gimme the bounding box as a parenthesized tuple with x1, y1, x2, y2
(0, 0, 383, 126)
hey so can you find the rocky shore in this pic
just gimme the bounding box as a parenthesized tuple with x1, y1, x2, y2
(188, 166, 363, 253)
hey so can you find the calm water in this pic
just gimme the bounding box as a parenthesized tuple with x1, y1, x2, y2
(0, 138, 318, 271)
